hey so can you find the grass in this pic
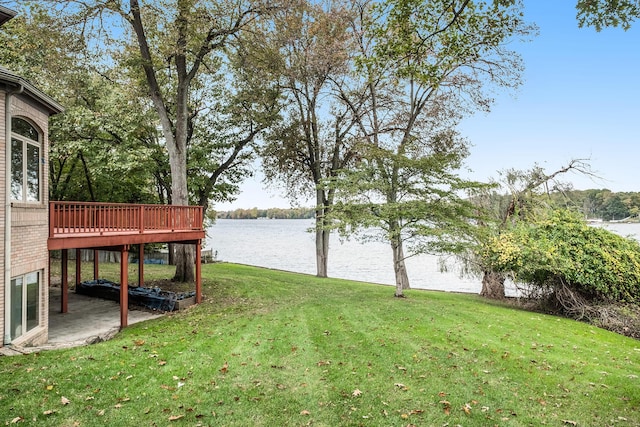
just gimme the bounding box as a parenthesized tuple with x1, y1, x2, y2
(2, 262, 640, 426)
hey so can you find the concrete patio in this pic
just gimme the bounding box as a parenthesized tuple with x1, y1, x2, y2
(0, 287, 163, 355)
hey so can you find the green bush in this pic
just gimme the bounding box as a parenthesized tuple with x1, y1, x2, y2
(483, 209, 640, 303)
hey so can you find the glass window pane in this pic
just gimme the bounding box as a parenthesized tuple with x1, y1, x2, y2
(11, 138, 23, 201)
(26, 272, 40, 332)
(26, 144, 40, 202)
(11, 117, 40, 141)
(10, 278, 23, 340)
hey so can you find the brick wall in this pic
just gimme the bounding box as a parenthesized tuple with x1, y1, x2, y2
(4, 93, 51, 346)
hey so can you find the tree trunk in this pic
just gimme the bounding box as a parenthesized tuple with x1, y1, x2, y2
(480, 270, 506, 299)
(173, 243, 195, 283)
(391, 234, 410, 297)
(315, 190, 329, 278)
(128, 0, 195, 283)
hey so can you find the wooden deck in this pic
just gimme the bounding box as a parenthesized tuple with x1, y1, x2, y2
(47, 201, 206, 329)
(48, 201, 205, 250)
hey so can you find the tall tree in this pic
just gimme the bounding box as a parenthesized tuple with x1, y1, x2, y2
(262, 0, 360, 277)
(332, 0, 534, 297)
(33, 0, 279, 281)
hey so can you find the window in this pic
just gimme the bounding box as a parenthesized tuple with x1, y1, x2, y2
(11, 117, 41, 202)
(10, 271, 41, 341)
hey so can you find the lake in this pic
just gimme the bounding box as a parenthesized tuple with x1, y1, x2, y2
(206, 219, 640, 294)
(207, 219, 481, 292)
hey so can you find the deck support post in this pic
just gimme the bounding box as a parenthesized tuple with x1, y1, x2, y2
(138, 244, 144, 287)
(75, 248, 81, 287)
(61, 249, 68, 313)
(93, 250, 99, 280)
(195, 241, 202, 303)
(120, 245, 129, 329)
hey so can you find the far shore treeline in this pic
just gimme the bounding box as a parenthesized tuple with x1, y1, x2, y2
(218, 188, 640, 221)
(217, 207, 315, 220)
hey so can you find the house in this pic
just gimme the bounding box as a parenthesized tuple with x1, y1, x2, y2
(1, 6, 204, 349)
(1, 5, 64, 347)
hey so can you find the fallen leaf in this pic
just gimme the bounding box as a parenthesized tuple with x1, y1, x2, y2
(158, 360, 167, 366)
(463, 403, 472, 415)
(61, 397, 71, 405)
(352, 389, 362, 397)
(134, 339, 145, 346)
(219, 361, 228, 374)
(300, 410, 311, 415)
(97, 410, 105, 416)
(562, 421, 577, 426)
(169, 415, 184, 421)
(46, 385, 54, 391)
(43, 410, 56, 415)
(10, 417, 23, 424)
(440, 400, 451, 415)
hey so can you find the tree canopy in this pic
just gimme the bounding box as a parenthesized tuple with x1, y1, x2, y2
(576, 0, 640, 30)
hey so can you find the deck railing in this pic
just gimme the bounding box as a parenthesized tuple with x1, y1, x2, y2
(49, 201, 204, 237)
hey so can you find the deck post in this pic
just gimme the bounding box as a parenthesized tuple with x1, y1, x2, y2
(93, 250, 99, 280)
(120, 246, 129, 329)
(195, 241, 202, 303)
(138, 244, 144, 287)
(61, 249, 68, 313)
(75, 248, 82, 287)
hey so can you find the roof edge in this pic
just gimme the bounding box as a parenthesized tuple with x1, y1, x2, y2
(0, 5, 17, 27)
(0, 68, 64, 115)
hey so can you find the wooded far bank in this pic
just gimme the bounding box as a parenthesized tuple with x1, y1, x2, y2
(217, 188, 640, 221)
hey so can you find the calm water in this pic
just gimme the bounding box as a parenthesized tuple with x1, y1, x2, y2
(209, 219, 480, 294)
(206, 220, 640, 294)
(207, 219, 640, 293)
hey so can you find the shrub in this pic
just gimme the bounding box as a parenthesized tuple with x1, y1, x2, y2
(483, 209, 640, 304)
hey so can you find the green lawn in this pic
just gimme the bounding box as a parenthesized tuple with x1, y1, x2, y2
(2, 263, 639, 426)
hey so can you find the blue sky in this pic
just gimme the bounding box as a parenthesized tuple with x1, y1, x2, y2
(218, 1, 640, 210)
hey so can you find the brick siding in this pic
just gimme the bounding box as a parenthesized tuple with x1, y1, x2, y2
(1, 92, 51, 347)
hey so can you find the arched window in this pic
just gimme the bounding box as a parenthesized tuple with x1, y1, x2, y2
(11, 117, 42, 202)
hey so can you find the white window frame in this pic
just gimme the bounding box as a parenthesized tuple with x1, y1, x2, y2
(9, 271, 41, 341)
(11, 117, 42, 203)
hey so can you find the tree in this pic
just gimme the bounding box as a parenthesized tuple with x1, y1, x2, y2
(31, 0, 280, 281)
(466, 160, 596, 299)
(483, 208, 640, 336)
(600, 194, 630, 221)
(331, 0, 534, 297)
(576, 0, 640, 30)
(0, 4, 162, 203)
(261, 0, 360, 277)
(48, 71, 160, 203)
